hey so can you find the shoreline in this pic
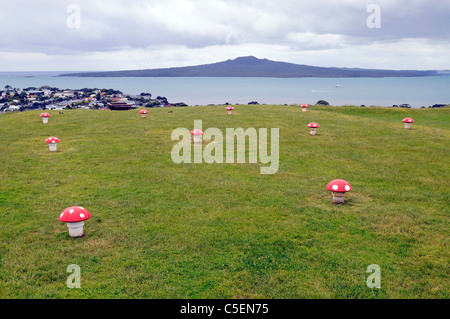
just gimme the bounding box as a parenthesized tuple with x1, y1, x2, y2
(1, 76, 449, 109)
(1, 103, 448, 115)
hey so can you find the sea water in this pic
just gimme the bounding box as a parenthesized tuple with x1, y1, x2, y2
(1, 72, 449, 108)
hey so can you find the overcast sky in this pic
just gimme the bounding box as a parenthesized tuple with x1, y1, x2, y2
(0, 0, 449, 71)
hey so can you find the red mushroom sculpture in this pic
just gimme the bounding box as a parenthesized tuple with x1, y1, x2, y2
(402, 118, 414, 129)
(301, 104, 309, 112)
(40, 112, 50, 124)
(190, 129, 204, 144)
(139, 109, 149, 118)
(58, 206, 91, 237)
(45, 136, 61, 152)
(226, 106, 235, 115)
(326, 179, 352, 204)
(307, 122, 320, 135)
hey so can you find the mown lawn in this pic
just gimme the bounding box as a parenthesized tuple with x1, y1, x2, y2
(0, 105, 448, 298)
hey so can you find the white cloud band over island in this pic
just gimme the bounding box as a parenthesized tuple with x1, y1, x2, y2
(0, 0, 449, 71)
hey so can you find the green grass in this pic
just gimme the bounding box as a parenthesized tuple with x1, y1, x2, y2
(0, 105, 448, 298)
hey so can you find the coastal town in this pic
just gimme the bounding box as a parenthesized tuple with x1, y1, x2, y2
(0, 85, 188, 113)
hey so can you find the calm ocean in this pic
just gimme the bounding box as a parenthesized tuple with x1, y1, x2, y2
(1, 72, 449, 108)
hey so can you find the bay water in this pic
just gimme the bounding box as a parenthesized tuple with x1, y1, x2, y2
(1, 72, 449, 108)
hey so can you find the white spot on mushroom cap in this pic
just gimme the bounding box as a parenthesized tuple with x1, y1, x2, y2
(80, 213, 85, 218)
(332, 185, 339, 190)
(345, 185, 351, 191)
(60, 213, 64, 218)
(69, 209, 74, 214)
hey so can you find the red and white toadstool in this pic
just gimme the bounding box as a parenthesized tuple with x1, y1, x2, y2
(402, 118, 414, 129)
(301, 104, 309, 112)
(40, 112, 50, 124)
(45, 136, 61, 152)
(326, 179, 352, 204)
(58, 206, 91, 238)
(226, 106, 235, 115)
(307, 122, 320, 135)
(139, 109, 149, 118)
(190, 129, 204, 144)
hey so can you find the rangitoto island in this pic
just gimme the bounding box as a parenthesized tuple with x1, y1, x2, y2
(58, 56, 439, 78)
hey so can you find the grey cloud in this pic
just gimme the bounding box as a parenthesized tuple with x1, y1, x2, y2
(1, 0, 449, 52)
(0, 0, 448, 70)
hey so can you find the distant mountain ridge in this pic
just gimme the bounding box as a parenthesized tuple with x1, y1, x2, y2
(59, 56, 438, 78)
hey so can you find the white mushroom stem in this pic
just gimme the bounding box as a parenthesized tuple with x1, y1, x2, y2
(66, 221, 85, 237)
(193, 135, 202, 143)
(405, 123, 411, 129)
(332, 192, 346, 204)
(302, 108, 307, 112)
(43, 117, 48, 124)
(310, 128, 317, 135)
(141, 114, 147, 118)
(228, 110, 233, 115)
(49, 143, 57, 152)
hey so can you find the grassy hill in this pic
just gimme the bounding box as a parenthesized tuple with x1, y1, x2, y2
(0, 105, 448, 299)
